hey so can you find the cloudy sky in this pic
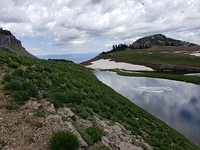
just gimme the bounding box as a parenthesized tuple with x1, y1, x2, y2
(1, 0, 200, 55)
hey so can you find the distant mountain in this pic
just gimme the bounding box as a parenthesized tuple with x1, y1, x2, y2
(37, 53, 98, 63)
(131, 34, 197, 48)
(0, 28, 36, 58)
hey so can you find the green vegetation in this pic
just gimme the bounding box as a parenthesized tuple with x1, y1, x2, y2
(91, 146, 110, 150)
(73, 122, 94, 145)
(0, 47, 199, 149)
(95, 49, 200, 68)
(0, 28, 12, 35)
(12, 91, 30, 104)
(34, 121, 43, 128)
(89, 47, 200, 85)
(27, 135, 35, 144)
(113, 69, 200, 85)
(0, 139, 6, 148)
(50, 131, 79, 150)
(33, 111, 46, 117)
(8, 61, 20, 68)
(86, 126, 105, 142)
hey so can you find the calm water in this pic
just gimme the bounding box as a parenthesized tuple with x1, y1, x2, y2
(95, 71, 200, 146)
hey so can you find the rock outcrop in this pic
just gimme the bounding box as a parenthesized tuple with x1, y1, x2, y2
(0, 28, 36, 58)
(131, 34, 197, 48)
(0, 97, 152, 150)
(0, 34, 22, 46)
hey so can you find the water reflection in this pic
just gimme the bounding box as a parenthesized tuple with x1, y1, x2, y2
(95, 71, 200, 146)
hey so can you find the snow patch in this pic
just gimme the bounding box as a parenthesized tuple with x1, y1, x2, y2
(190, 52, 200, 57)
(86, 59, 154, 71)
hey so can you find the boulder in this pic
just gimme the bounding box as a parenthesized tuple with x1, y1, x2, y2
(46, 104, 56, 114)
(112, 124, 122, 135)
(57, 107, 75, 118)
(24, 100, 41, 110)
(46, 115, 63, 125)
(102, 136, 110, 144)
(65, 122, 88, 148)
(40, 100, 50, 110)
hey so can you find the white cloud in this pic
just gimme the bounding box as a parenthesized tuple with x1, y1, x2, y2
(0, 0, 200, 55)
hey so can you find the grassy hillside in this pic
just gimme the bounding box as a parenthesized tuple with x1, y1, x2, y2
(0, 47, 199, 149)
(93, 47, 200, 68)
(85, 46, 200, 85)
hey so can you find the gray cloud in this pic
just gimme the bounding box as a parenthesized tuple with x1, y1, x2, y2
(0, 0, 200, 55)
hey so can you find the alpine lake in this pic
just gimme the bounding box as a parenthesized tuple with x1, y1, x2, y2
(94, 71, 200, 146)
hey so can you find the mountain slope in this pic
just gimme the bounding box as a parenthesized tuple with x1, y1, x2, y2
(87, 33, 200, 73)
(0, 48, 199, 149)
(0, 28, 36, 58)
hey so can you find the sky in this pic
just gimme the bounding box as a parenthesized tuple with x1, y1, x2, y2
(1, 0, 200, 55)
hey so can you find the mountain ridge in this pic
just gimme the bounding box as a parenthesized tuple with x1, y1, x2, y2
(131, 33, 197, 48)
(0, 28, 36, 58)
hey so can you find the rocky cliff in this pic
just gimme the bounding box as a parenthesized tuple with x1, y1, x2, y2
(0, 34, 22, 46)
(0, 28, 36, 58)
(131, 34, 197, 48)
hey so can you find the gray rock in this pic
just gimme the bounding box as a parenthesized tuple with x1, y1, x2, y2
(40, 100, 50, 110)
(112, 124, 123, 135)
(102, 136, 110, 144)
(114, 122, 131, 135)
(119, 142, 142, 150)
(46, 104, 56, 114)
(58, 107, 75, 118)
(65, 122, 88, 148)
(24, 100, 41, 110)
(46, 115, 63, 125)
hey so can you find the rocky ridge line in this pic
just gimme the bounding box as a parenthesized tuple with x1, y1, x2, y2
(132, 34, 197, 48)
(0, 29, 36, 58)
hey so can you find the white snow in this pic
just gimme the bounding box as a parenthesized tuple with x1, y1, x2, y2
(86, 59, 154, 71)
(184, 73, 200, 77)
(174, 51, 186, 53)
(190, 52, 200, 57)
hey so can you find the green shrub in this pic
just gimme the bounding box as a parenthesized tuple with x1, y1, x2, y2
(65, 90, 83, 104)
(115, 111, 125, 121)
(33, 111, 45, 117)
(91, 146, 110, 150)
(83, 99, 100, 113)
(71, 115, 76, 122)
(2, 74, 13, 83)
(2, 104, 18, 110)
(73, 105, 93, 119)
(4, 81, 22, 91)
(48, 99, 63, 108)
(50, 93, 69, 104)
(12, 69, 24, 76)
(12, 91, 30, 104)
(50, 131, 79, 150)
(22, 81, 38, 97)
(8, 61, 20, 68)
(44, 66, 52, 73)
(34, 121, 43, 128)
(86, 126, 105, 142)
(27, 135, 35, 144)
(0, 139, 6, 148)
(100, 112, 112, 119)
(73, 122, 93, 145)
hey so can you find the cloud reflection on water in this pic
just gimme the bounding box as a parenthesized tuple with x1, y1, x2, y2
(95, 71, 200, 146)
